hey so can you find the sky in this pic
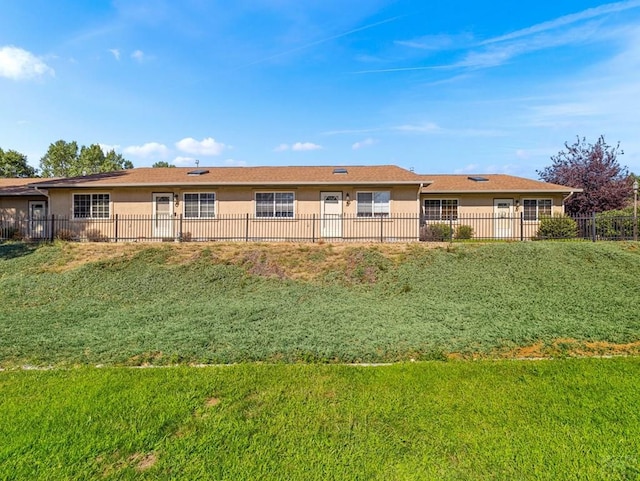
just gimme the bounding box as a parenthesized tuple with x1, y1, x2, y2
(1, 0, 640, 178)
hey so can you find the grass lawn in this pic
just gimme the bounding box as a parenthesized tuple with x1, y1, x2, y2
(1, 359, 639, 480)
(1, 241, 640, 366)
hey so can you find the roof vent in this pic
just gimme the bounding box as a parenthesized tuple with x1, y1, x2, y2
(187, 169, 210, 176)
(333, 168, 348, 174)
(468, 176, 489, 182)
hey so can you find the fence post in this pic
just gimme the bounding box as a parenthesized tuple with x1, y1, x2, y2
(520, 211, 524, 241)
(49, 214, 55, 242)
(312, 214, 316, 243)
(114, 214, 119, 242)
(449, 216, 453, 242)
(380, 214, 384, 242)
(245, 213, 250, 242)
(179, 214, 183, 242)
(591, 211, 597, 242)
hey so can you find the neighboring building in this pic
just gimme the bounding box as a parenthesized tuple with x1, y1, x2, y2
(1, 166, 580, 242)
(420, 174, 578, 239)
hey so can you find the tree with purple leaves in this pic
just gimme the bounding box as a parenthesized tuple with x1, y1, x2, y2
(538, 136, 633, 215)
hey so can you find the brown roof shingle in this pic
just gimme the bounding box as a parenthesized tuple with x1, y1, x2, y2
(32, 165, 423, 187)
(420, 174, 581, 194)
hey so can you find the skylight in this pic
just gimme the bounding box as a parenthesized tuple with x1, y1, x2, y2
(187, 169, 210, 176)
(468, 176, 489, 182)
(333, 168, 348, 174)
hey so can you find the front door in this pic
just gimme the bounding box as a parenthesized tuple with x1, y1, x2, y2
(321, 192, 343, 238)
(153, 193, 174, 239)
(29, 201, 47, 238)
(494, 199, 513, 239)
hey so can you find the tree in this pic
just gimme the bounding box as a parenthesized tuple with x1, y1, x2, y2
(40, 140, 133, 177)
(0, 148, 37, 177)
(537, 136, 632, 215)
(152, 161, 175, 168)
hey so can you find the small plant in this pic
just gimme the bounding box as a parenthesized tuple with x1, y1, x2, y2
(179, 231, 193, 242)
(535, 214, 578, 240)
(420, 223, 452, 242)
(55, 229, 77, 241)
(454, 224, 474, 240)
(2, 226, 24, 241)
(85, 229, 109, 242)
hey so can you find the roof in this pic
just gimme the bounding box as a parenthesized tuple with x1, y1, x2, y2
(0, 178, 48, 197)
(31, 165, 423, 188)
(420, 174, 581, 194)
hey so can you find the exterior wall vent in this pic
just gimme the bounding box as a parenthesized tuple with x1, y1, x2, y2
(187, 169, 210, 176)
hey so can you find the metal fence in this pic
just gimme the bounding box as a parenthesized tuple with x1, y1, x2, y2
(0, 213, 638, 243)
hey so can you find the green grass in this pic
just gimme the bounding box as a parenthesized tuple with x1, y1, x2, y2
(1, 241, 640, 366)
(1, 359, 639, 480)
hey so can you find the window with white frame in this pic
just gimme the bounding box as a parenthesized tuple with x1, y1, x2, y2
(356, 191, 390, 217)
(424, 199, 458, 221)
(255, 192, 294, 218)
(184, 193, 216, 218)
(73, 193, 110, 218)
(523, 199, 552, 221)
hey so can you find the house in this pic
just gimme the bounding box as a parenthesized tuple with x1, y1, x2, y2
(0, 178, 49, 239)
(0, 166, 579, 242)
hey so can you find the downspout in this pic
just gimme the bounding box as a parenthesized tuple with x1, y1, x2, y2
(561, 191, 575, 214)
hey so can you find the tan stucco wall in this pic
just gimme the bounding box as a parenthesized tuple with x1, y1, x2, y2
(0, 196, 47, 218)
(46, 185, 421, 241)
(421, 193, 566, 215)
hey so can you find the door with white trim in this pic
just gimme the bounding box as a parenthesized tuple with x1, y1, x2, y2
(494, 199, 513, 238)
(153, 193, 174, 238)
(321, 192, 343, 238)
(29, 200, 47, 238)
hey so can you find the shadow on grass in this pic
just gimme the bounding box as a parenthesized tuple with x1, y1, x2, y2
(0, 242, 39, 260)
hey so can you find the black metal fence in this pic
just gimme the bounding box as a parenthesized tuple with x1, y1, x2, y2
(0, 213, 638, 243)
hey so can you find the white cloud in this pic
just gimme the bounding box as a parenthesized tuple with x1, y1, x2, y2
(173, 156, 196, 166)
(352, 138, 378, 150)
(0, 46, 54, 80)
(109, 49, 120, 60)
(223, 158, 247, 166)
(131, 50, 145, 62)
(274, 142, 322, 152)
(273, 143, 290, 152)
(292, 142, 322, 151)
(394, 122, 441, 133)
(99, 143, 120, 154)
(123, 142, 169, 158)
(176, 137, 226, 156)
(481, 0, 640, 46)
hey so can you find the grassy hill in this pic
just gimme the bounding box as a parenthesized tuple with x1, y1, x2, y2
(1, 241, 639, 366)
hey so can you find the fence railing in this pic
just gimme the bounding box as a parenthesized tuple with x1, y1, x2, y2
(0, 213, 638, 243)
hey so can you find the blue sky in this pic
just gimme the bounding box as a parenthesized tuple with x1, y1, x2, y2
(2, 0, 640, 178)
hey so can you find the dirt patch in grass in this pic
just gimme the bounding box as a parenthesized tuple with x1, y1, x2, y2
(205, 397, 220, 407)
(35, 241, 448, 281)
(132, 452, 157, 472)
(502, 339, 640, 359)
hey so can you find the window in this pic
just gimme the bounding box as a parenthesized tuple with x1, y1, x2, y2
(523, 199, 552, 221)
(424, 199, 458, 221)
(357, 191, 390, 217)
(255, 192, 294, 218)
(73, 193, 110, 218)
(184, 193, 215, 218)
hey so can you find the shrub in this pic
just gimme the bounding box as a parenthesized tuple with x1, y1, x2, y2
(1, 225, 24, 241)
(595, 208, 638, 240)
(454, 224, 474, 240)
(535, 215, 578, 240)
(55, 229, 77, 241)
(420, 223, 452, 242)
(85, 229, 109, 242)
(179, 231, 193, 242)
